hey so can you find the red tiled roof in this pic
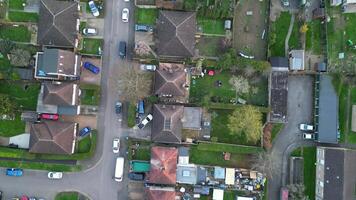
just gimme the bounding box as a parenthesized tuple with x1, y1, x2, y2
(146, 188, 176, 200)
(149, 146, 178, 184)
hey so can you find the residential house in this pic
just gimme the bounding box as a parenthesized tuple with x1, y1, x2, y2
(35, 48, 80, 80)
(148, 146, 178, 185)
(156, 0, 184, 10)
(289, 50, 305, 71)
(146, 187, 177, 200)
(29, 121, 77, 154)
(315, 147, 356, 200)
(315, 75, 338, 144)
(155, 10, 196, 59)
(154, 70, 188, 99)
(37, 0, 79, 48)
(151, 104, 184, 144)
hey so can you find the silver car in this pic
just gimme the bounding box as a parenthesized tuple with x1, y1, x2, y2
(122, 8, 129, 22)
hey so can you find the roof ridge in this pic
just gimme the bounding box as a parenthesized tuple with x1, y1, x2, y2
(175, 12, 195, 54)
(53, 123, 73, 154)
(54, 3, 77, 45)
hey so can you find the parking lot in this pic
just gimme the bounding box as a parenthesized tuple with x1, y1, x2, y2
(80, 57, 102, 85)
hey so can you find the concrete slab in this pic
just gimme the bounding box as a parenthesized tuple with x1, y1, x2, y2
(9, 133, 30, 149)
(80, 57, 102, 85)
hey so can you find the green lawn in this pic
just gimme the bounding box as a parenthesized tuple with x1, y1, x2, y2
(302, 147, 316, 200)
(306, 20, 322, 54)
(271, 123, 284, 141)
(198, 19, 225, 35)
(345, 86, 356, 143)
(0, 160, 81, 172)
(9, 0, 26, 10)
(79, 21, 87, 33)
(196, 36, 223, 57)
(289, 18, 300, 50)
(269, 12, 292, 56)
(0, 82, 40, 110)
(135, 8, 158, 25)
(55, 192, 79, 200)
(345, 14, 356, 48)
(196, 142, 262, 154)
(0, 25, 31, 42)
(127, 102, 136, 128)
(128, 138, 151, 161)
(80, 38, 103, 55)
(8, 11, 39, 22)
(80, 84, 100, 106)
(77, 135, 92, 153)
(0, 0, 7, 19)
(338, 81, 349, 143)
(0, 113, 25, 137)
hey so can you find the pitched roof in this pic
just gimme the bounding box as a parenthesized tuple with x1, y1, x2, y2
(149, 146, 178, 184)
(269, 57, 289, 71)
(43, 82, 78, 106)
(37, 0, 78, 47)
(146, 187, 176, 200)
(156, 10, 196, 58)
(154, 70, 186, 96)
(152, 104, 183, 144)
(29, 121, 76, 154)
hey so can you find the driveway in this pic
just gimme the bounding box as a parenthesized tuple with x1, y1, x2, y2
(80, 57, 102, 85)
(268, 75, 316, 200)
(61, 115, 98, 130)
(86, 18, 105, 39)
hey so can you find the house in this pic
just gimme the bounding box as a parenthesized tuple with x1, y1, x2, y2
(289, 50, 305, 70)
(269, 72, 288, 123)
(315, 75, 338, 144)
(156, 0, 184, 10)
(154, 69, 188, 97)
(182, 107, 202, 130)
(148, 146, 178, 185)
(146, 187, 176, 200)
(155, 10, 196, 59)
(151, 104, 184, 144)
(37, 0, 79, 47)
(29, 121, 77, 154)
(35, 48, 80, 80)
(315, 147, 356, 200)
(269, 57, 289, 72)
(36, 82, 80, 115)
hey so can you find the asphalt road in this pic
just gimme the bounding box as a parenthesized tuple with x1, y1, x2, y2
(0, 0, 135, 199)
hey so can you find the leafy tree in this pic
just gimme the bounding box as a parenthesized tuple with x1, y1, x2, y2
(227, 105, 263, 143)
(0, 94, 16, 116)
(217, 48, 237, 70)
(286, 184, 309, 200)
(9, 48, 31, 67)
(300, 23, 309, 33)
(0, 39, 15, 55)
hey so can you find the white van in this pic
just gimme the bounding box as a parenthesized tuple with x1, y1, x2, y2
(114, 157, 124, 182)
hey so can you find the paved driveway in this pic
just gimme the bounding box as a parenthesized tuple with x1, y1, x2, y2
(268, 75, 316, 200)
(80, 57, 102, 85)
(61, 115, 98, 130)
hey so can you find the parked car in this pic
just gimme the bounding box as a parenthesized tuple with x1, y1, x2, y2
(39, 113, 59, 121)
(83, 62, 100, 74)
(122, 8, 129, 22)
(113, 138, 120, 153)
(124, 0, 130, 2)
(29, 198, 36, 200)
(128, 172, 145, 181)
(137, 100, 144, 115)
(140, 64, 156, 71)
(88, 1, 100, 17)
(135, 24, 153, 32)
(137, 114, 153, 129)
(20, 196, 28, 200)
(303, 133, 315, 140)
(79, 127, 91, 137)
(299, 123, 314, 131)
(82, 28, 97, 36)
(6, 168, 23, 176)
(118, 41, 126, 59)
(115, 101, 122, 114)
(48, 172, 63, 179)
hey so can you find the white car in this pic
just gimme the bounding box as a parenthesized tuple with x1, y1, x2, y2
(122, 8, 129, 22)
(113, 138, 120, 153)
(140, 64, 157, 71)
(82, 28, 97, 36)
(303, 133, 315, 140)
(124, 0, 130, 2)
(299, 123, 314, 131)
(138, 114, 153, 129)
(48, 172, 63, 179)
(88, 1, 100, 17)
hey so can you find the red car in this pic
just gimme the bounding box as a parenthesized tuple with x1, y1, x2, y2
(40, 113, 59, 121)
(21, 196, 29, 200)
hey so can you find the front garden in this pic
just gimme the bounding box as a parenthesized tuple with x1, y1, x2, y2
(128, 138, 151, 161)
(80, 38, 103, 55)
(80, 84, 101, 106)
(135, 8, 158, 25)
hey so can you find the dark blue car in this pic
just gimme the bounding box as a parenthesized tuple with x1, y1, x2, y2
(6, 168, 23, 176)
(83, 62, 100, 74)
(79, 127, 91, 137)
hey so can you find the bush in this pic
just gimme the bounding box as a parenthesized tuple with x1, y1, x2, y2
(9, 48, 31, 67)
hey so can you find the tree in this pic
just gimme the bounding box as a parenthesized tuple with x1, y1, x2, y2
(286, 184, 309, 200)
(217, 48, 237, 70)
(229, 76, 250, 95)
(0, 94, 16, 116)
(300, 23, 309, 33)
(227, 105, 262, 143)
(9, 48, 31, 67)
(116, 65, 152, 102)
(0, 39, 15, 55)
(251, 151, 278, 179)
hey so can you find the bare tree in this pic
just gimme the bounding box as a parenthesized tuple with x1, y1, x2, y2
(229, 75, 250, 100)
(116, 65, 152, 102)
(9, 48, 31, 67)
(251, 151, 279, 180)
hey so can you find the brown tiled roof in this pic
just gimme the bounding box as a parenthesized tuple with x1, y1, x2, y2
(152, 104, 183, 144)
(29, 121, 76, 154)
(154, 70, 186, 96)
(43, 82, 78, 106)
(37, 0, 78, 47)
(156, 10, 196, 58)
(57, 49, 80, 75)
(149, 146, 178, 184)
(146, 188, 176, 200)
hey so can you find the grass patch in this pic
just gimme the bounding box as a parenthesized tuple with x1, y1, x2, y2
(8, 11, 39, 22)
(338, 81, 349, 143)
(306, 20, 322, 54)
(196, 36, 223, 56)
(302, 147, 316, 200)
(77, 136, 91, 153)
(0, 25, 31, 42)
(289, 19, 300, 49)
(271, 123, 284, 141)
(196, 142, 262, 154)
(128, 138, 151, 161)
(269, 12, 292, 56)
(127, 102, 136, 128)
(9, 0, 26, 10)
(80, 38, 103, 55)
(0, 160, 81, 172)
(80, 84, 100, 106)
(135, 8, 158, 25)
(79, 21, 87, 33)
(55, 192, 79, 200)
(0, 113, 25, 137)
(198, 18, 225, 35)
(0, 81, 40, 110)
